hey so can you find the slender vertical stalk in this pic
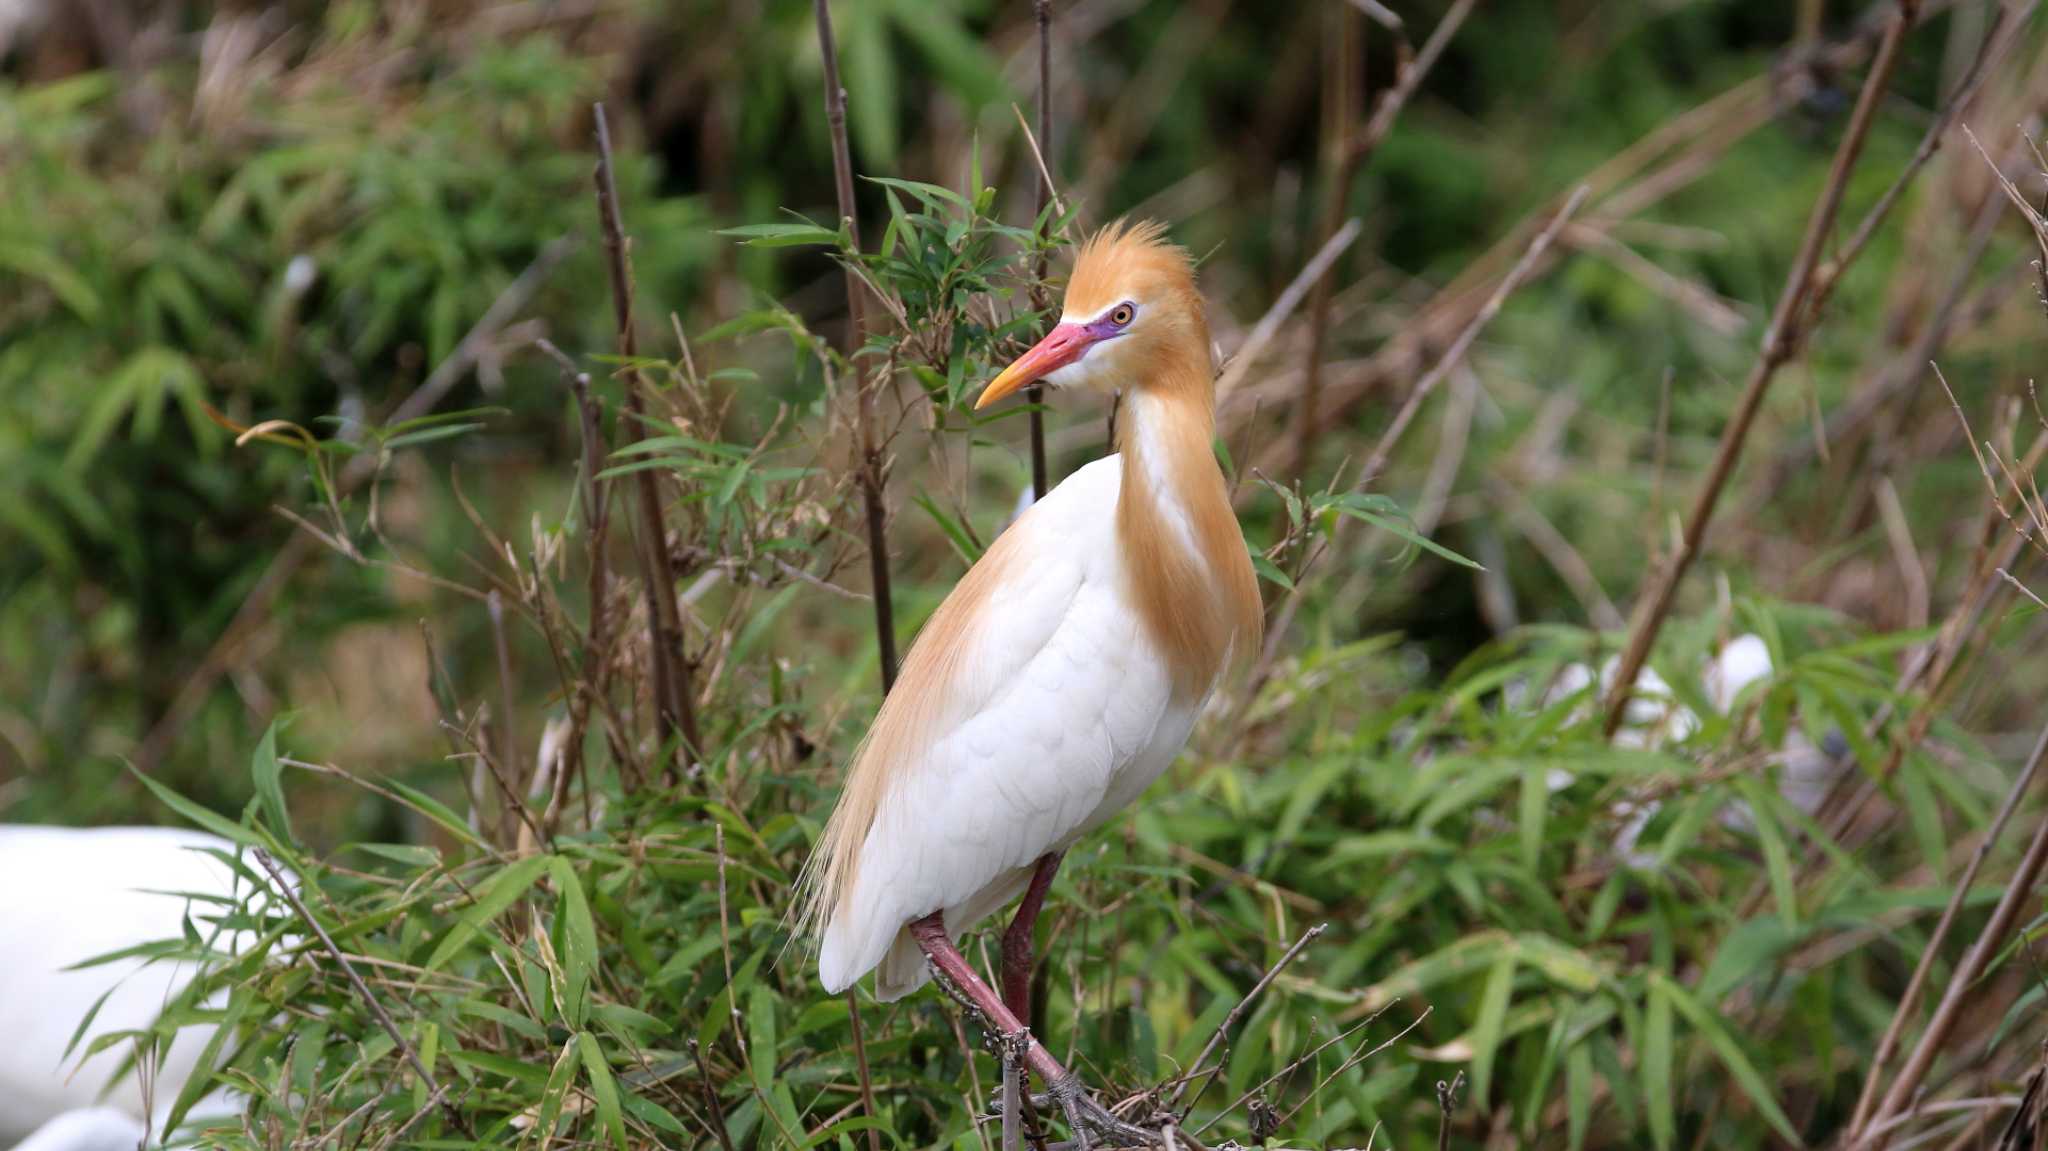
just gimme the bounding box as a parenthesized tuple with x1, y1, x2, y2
(1292, 0, 1474, 479)
(1601, 0, 1918, 737)
(1024, 0, 1055, 500)
(846, 991, 882, 1151)
(1848, 714, 2048, 1137)
(486, 589, 520, 845)
(1859, 720, 2048, 1148)
(541, 340, 615, 824)
(814, 0, 900, 693)
(1291, 0, 1360, 479)
(593, 103, 701, 775)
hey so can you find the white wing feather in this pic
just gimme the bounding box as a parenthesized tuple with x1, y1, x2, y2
(818, 457, 1193, 998)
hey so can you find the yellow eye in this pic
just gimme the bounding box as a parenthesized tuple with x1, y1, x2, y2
(1110, 303, 1135, 326)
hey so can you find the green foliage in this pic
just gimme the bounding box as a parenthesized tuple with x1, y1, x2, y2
(15, 3, 2048, 1150)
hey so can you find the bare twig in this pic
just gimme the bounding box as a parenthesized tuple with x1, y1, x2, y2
(1171, 923, 1327, 1116)
(538, 336, 619, 825)
(1848, 714, 2048, 1138)
(1293, 0, 1476, 474)
(1601, 0, 1920, 737)
(1251, 187, 1587, 685)
(1215, 217, 1363, 403)
(690, 1038, 737, 1151)
(848, 991, 883, 1151)
(253, 850, 467, 1133)
(593, 102, 699, 774)
(1436, 1069, 1465, 1151)
(1860, 720, 2048, 1148)
(485, 589, 521, 844)
(813, 0, 899, 693)
(1024, 0, 1057, 502)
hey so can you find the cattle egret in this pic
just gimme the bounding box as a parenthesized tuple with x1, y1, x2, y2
(1539, 634, 1836, 864)
(800, 220, 1261, 1144)
(0, 826, 246, 1148)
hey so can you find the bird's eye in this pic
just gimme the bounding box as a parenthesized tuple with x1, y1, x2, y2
(1110, 303, 1135, 326)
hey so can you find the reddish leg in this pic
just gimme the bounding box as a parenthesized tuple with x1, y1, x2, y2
(910, 912, 1151, 1148)
(1002, 851, 1064, 1023)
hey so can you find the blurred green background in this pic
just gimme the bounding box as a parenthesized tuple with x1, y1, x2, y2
(7, 0, 2039, 827)
(6, 4, 2048, 1146)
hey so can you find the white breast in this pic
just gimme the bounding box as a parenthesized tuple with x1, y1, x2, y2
(818, 456, 1204, 1000)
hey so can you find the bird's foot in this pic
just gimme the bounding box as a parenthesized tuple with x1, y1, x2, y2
(1046, 1073, 1160, 1149)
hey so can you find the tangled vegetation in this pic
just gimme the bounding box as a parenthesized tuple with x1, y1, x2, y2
(9, 1, 2048, 1148)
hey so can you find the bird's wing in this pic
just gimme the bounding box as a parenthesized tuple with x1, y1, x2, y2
(815, 458, 1178, 992)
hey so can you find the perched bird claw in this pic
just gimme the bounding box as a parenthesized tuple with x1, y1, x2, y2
(1048, 1073, 1160, 1148)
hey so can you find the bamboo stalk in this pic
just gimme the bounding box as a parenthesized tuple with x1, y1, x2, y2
(814, 0, 900, 693)
(1292, 0, 1474, 478)
(1859, 720, 2048, 1148)
(1600, 0, 1919, 737)
(592, 103, 700, 777)
(1025, 0, 1055, 501)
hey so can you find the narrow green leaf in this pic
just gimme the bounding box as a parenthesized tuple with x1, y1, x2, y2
(426, 855, 549, 971)
(1470, 950, 1517, 1106)
(1655, 974, 1802, 1146)
(129, 765, 262, 847)
(551, 857, 598, 1029)
(578, 1031, 627, 1151)
(1735, 777, 1797, 930)
(1643, 976, 1675, 1151)
(249, 719, 292, 843)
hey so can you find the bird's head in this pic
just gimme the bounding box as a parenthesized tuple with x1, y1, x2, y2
(977, 219, 1210, 410)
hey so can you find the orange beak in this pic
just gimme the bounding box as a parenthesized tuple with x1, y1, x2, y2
(975, 323, 1097, 410)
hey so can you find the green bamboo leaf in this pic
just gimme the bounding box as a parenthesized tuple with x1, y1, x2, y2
(717, 222, 840, 248)
(1735, 777, 1797, 930)
(578, 1031, 627, 1151)
(128, 765, 262, 848)
(249, 719, 292, 843)
(533, 1037, 579, 1149)
(1469, 950, 1517, 1106)
(1566, 1044, 1594, 1151)
(1519, 762, 1548, 873)
(551, 857, 598, 1029)
(1654, 973, 1802, 1146)
(1643, 976, 1675, 1151)
(425, 854, 549, 970)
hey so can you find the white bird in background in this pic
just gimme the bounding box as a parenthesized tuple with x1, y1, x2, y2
(1544, 634, 1837, 863)
(0, 826, 244, 1151)
(800, 221, 1262, 1144)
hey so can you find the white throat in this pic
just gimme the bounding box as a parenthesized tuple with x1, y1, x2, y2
(1123, 391, 1203, 560)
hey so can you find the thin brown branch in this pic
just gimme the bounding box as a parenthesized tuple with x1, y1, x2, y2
(486, 589, 522, 846)
(813, 0, 899, 693)
(690, 1038, 737, 1151)
(1170, 923, 1327, 1117)
(1293, 0, 1475, 473)
(253, 850, 469, 1134)
(1860, 719, 2048, 1148)
(1251, 187, 1587, 684)
(537, 337, 617, 826)
(1847, 709, 2048, 1138)
(592, 102, 700, 774)
(1806, 0, 2034, 325)
(847, 992, 882, 1151)
(1024, 0, 1056, 503)
(1215, 217, 1362, 403)
(1600, 0, 1920, 737)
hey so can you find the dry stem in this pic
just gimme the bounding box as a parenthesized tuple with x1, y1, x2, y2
(593, 102, 700, 774)
(813, 0, 900, 692)
(1600, 0, 1920, 737)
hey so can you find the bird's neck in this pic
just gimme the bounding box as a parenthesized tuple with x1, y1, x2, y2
(1114, 363, 1263, 701)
